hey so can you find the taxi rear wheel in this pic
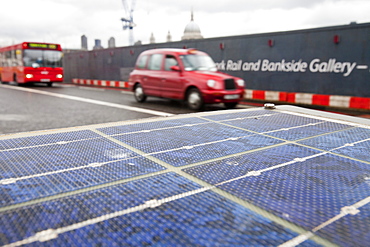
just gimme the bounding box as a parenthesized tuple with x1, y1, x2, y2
(186, 88, 204, 110)
(134, 84, 147, 103)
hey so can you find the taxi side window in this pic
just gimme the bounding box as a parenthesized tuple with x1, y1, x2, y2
(147, 54, 163, 70)
(136, 55, 148, 69)
(164, 55, 178, 71)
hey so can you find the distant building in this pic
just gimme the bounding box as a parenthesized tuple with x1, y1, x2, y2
(108, 37, 116, 48)
(166, 31, 172, 42)
(93, 39, 103, 50)
(150, 33, 155, 44)
(182, 10, 203, 40)
(81, 35, 88, 50)
(63, 48, 82, 53)
(134, 40, 142, 46)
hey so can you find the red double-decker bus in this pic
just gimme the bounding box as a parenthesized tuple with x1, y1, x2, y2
(0, 42, 63, 87)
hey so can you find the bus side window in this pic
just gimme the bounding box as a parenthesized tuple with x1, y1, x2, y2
(11, 50, 16, 66)
(5, 51, 11, 67)
(16, 50, 22, 66)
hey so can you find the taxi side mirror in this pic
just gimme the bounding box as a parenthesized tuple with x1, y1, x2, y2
(170, 65, 181, 71)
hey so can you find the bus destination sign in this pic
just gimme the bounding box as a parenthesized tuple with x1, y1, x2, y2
(26, 43, 58, 50)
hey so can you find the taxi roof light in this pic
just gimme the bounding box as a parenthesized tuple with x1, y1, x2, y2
(187, 48, 198, 54)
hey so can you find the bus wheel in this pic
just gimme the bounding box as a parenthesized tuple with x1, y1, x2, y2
(47, 82, 53, 87)
(13, 74, 19, 86)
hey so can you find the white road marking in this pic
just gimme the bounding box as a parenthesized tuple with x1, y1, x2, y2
(0, 84, 173, 117)
(0, 114, 28, 121)
(121, 90, 133, 95)
(78, 86, 105, 92)
(55, 84, 77, 88)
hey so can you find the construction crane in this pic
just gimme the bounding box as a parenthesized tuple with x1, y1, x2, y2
(121, 0, 136, 46)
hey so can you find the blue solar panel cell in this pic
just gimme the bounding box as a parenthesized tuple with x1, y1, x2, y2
(183, 144, 321, 184)
(97, 117, 209, 136)
(267, 121, 353, 141)
(205, 112, 323, 133)
(184, 147, 370, 246)
(1, 157, 165, 207)
(154, 135, 283, 166)
(207, 113, 353, 141)
(0, 172, 320, 247)
(299, 127, 370, 162)
(0, 130, 100, 150)
(316, 203, 370, 246)
(0, 138, 141, 176)
(111, 122, 255, 154)
(0, 138, 165, 206)
(0, 173, 199, 245)
(202, 109, 280, 121)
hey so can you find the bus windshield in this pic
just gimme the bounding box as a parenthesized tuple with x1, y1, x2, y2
(179, 54, 217, 72)
(23, 49, 63, 68)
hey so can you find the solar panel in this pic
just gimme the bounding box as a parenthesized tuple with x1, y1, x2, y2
(1, 105, 369, 246)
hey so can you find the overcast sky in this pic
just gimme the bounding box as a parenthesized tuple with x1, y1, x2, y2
(1, 0, 369, 49)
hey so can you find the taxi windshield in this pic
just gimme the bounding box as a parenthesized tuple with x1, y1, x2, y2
(180, 54, 217, 71)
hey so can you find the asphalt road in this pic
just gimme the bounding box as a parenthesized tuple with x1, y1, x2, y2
(0, 83, 252, 135)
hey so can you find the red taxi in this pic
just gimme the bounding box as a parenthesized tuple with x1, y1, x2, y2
(128, 48, 245, 110)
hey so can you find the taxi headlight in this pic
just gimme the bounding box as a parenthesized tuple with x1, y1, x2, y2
(207, 79, 216, 88)
(237, 79, 245, 87)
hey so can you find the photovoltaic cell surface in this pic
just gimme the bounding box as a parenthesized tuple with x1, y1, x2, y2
(0, 106, 369, 247)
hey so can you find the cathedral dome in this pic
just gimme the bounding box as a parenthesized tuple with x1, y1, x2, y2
(182, 11, 203, 40)
(184, 21, 201, 33)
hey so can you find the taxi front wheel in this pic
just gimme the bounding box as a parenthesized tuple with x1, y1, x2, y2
(186, 88, 204, 110)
